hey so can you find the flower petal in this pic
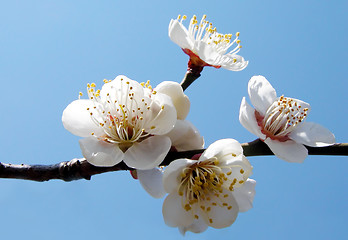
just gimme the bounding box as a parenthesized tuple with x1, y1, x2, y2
(195, 41, 221, 65)
(100, 75, 144, 104)
(233, 178, 256, 212)
(248, 76, 277, 115)
(264, 138, 308, 163)
(200, 138, 244, 162)
(220, 54, 249, 71)
(168, 19, 194, 50)
(289, 122, 336, 147)
(239, 97, 265, 139)
(178, 217, 208, 235)
(155, 81, 190, 120)
(166, 120, 204, 151)
(200, 189, 239, 229)
(79, 137, 124, 167)
(145, 92, 177, 135)
(124, 135, 171, 170)
(62, 99, 105, 137)
(137, 168, 166, 199)
(162, 192, 194, 227)
(163, 158, 195, 193)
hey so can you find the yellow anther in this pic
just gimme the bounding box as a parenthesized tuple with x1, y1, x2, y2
(227, 206, 232, 210)
(161, 105, 164, 110)
(214, 159, 219, 165)
(183, 15, 187, 20)
(178, 191, 183, 196)
(236, 32, 240, 37)
(194, 215, 199, 219)
(91, 83, 96, 88)
(209, 219, 213, 224)
(206, 207, 211, 212)
(222, 203, 228, 206)
(236, 40, 241, 44)
(233, 58, 237, 63)
(79, 92, 83, 96)
(239, 180, 244, 184)
(184, 204, 191, 211)
(224, 194, 228, 198)
(240, 169, 245, 174)
(150, 126, 156, 129)
(177, 14, 181, 20)
(226, 171, 232, 175)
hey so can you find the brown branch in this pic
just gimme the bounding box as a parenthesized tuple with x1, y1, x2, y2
(180, 70, 201, 91)
(1, 140, 347, 182)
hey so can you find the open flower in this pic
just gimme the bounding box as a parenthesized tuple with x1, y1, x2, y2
(239, 75, 335, 163)
(169, 14, 248, 73)
(62, 75, 177, 170)
(137, 81, 204, 198)
(162, 139, 255, 233)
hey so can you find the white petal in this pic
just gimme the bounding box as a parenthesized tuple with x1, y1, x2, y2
(100, 75, 144, 104)
(248, 76, 277, 115)
(178, 217, 208, 235)
(167, 120, 204, 151)
(155, 81, 190, 120)
(239, 97, 265, 139)
(79, 137, 124, 167)
(165, 119, 189, 143)
(124, 135, 171, 170)
(220, 54, 249, 71)
(145, 92, 177, 135)
(200, 138, 244, 162)
(137, 168, 166, 199)
(62, 99, 105, 137)
(289, 122, 335, 147)
(162, 192, 194, 228)
(233, 179, 256, 212)
(200, 189, 239, 229)
(264, 138, 308, 163)
(196, 41, 221, 65)
(163, 159, 195, 193)
(168, 19, 194, 50)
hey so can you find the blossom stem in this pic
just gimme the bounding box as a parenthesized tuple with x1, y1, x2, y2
(0, 140, 347, 182)
(180, 70, 201, 91)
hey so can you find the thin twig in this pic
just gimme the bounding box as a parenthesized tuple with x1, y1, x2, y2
(0, 140, 347, 182)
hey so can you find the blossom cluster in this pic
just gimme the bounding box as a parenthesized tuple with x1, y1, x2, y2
(62, 15, 335, 235)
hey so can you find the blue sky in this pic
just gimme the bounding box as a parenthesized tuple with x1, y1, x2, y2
(0, 0, 347, 239)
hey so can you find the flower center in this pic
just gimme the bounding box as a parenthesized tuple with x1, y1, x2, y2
(177, 158, 247, 223)
(85, 79, 161, 149)
(255, 95, 309, 141)
(177, 14, 243, 58)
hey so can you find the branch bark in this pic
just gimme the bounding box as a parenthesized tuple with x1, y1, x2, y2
(1, 139, 347, 182)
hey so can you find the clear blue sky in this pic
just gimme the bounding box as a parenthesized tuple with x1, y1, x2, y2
(1, 0, 347, 239)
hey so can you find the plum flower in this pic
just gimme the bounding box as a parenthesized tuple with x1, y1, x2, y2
(162, 139, 255, 233)
(62, 75, 177, 170)
(137, 81, 204, 198)
(239, 75, 335, 163)
(169, 14, 248, 73)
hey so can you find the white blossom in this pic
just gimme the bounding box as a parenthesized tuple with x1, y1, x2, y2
(169, 14, 248, 71)
(239, 75, 335, 163)
(162, 139, 255, 233)
(62, 75, 177, 170)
